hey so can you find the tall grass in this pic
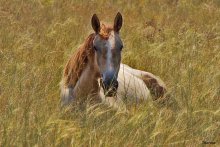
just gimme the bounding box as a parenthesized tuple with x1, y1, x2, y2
(0, 0, 219, 146)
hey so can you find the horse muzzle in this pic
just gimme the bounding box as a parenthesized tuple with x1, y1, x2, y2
(100, 78, 118, 97)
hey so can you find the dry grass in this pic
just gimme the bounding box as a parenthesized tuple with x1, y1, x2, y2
(0, 0, 220, 146)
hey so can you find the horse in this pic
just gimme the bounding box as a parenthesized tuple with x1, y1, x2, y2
(60, 12, 166, 110)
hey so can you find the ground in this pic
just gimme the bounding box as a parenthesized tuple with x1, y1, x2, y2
(0, 0, 219, 146)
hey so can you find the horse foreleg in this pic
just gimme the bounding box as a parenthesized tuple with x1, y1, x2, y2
(100, 95, 127, 112)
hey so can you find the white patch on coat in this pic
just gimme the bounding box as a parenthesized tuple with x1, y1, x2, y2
(106, 32, 115, 70)
(117, 64, 151, 100)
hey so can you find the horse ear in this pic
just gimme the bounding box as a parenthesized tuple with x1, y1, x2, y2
(114, 12, 123, 32)
(91, 14, 100, 33)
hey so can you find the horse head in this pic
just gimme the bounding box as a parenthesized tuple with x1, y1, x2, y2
(91, 12, 123, 97)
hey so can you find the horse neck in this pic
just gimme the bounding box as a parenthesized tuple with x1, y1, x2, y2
(84, 57, 100, 79)
(73, 59, 100, 97)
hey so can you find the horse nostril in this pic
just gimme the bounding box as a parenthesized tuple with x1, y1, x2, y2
(102, 81, 108, 89)
(101, 80, 118, 97)
(102, 80, 118, 90)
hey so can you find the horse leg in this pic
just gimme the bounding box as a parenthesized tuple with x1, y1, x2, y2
(100, 94, 127, 112)
(121, 64, 167, 100)
(140, 72, 167, 100)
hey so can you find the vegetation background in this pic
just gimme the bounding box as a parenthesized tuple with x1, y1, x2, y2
(0, 0, 219, 146)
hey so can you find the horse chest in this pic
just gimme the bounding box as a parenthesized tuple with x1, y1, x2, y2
(73, 65, 99, 99)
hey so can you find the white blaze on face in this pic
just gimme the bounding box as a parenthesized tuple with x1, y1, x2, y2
(106, 31, 115, 71)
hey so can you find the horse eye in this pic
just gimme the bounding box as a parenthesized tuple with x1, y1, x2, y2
(120, 45, 123, 50)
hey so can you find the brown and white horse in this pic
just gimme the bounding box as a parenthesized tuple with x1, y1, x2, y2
(60, 13, 166, 109)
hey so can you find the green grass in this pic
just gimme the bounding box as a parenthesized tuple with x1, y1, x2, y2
(0, 0, 220, 146)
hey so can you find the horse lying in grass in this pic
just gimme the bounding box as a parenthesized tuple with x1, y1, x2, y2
(60, 12, 166, 110)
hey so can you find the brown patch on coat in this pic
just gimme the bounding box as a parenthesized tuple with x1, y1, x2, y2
(142, 75, 167, 100)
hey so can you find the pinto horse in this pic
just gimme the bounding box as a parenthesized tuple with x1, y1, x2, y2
(60, 12, 166, 109)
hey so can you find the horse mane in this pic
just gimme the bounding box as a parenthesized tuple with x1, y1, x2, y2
(63, 33, 95, 87)
(99, 23, 113, 39)
(62, 23, 113, 88)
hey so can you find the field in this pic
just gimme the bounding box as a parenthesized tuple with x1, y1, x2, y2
(0, 0, 220, 146)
